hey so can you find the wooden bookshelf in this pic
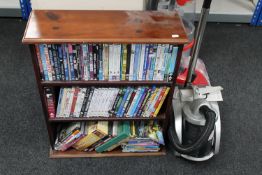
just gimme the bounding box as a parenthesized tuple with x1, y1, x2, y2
(22, 10, 188, 158)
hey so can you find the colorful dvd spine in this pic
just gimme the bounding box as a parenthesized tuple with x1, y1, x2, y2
(127, 88, 141, 117)
(137, 89, 152, 116)
(116, 87, 131, 117)
(138, 44, 145, 81)
(125, 44, 131, 80)
(164, 45, 173, 81)
(76, 44, 82, 80)
(142, 44, 149, 80)
(149, 45, 157, 80)
(83, 87, 94, 117)
(51, 44, 60, 80)
(69, 88, 80, 117)
(103, 44, 109, 80)
(89, 44, 94, 80)
(168, 46, 178, 81)
(121, 44, 127, 80)
(43, 44, 53, 81)
(93, 44, 97, 80)
(72, 44, 78, 80)
(133, 88, 148, 117)
(129, 44, 135, 81)
(38, 44, 49, 80)
(119, 88, 133, 117)
(47, 44, 56, 80)
(82, 44, 89, 80)
(146, 44, 153, 80)
(79, 88, 91, 118)
(45, 88, 56, 118)
(133, 44, 141, 81)
(58, 45, 65, 80)
(114, 89, 126, 116)
(35, 45, 44, 80)
(109, 88, 122, 115)
(98, 44, 103, 80)
(123, 90, 136, 117)
(62, 44, 69, 80)
(56, 88, 64, 118)
(68, 44, 75, 80)
(130, 88, 145, 117)
(153, 87, 170, 117)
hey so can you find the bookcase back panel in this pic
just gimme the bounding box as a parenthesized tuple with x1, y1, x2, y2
(23, 10, 188, 44)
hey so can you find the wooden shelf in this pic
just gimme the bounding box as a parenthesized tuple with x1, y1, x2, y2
(22, 10, 188, 44)
(49, 147, 166, 158)
(41, 80, 173, 87)
(49, 113, 166, 122)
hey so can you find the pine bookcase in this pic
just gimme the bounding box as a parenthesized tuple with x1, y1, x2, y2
(22, 10, 188, 158)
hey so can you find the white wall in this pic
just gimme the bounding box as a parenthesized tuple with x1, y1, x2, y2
(0, 0, 20, 8)
(31, 0, 145, 10)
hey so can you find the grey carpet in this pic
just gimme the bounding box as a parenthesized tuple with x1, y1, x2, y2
(0, 18, 261, 175)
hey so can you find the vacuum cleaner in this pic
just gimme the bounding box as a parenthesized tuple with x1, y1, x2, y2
(168, 0, 223, 161)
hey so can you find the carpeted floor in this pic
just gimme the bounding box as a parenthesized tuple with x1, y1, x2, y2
(0, 18, 261, 175)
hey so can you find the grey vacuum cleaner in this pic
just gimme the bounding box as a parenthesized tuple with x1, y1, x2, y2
(168, 0, 223, 161)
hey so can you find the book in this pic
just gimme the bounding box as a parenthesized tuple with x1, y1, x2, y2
(73, 121, 108, 151)
(54, 122, 83, 151)
(95, 121, 130, 153)
(45, 88, 56, 118)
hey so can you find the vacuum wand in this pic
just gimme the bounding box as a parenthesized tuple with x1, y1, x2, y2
(185, 0, 212, 87)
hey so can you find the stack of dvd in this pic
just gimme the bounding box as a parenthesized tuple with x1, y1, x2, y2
(55, 86, 170, 118)
(121, 138, 160, 152)
(36, 44, 178, 81)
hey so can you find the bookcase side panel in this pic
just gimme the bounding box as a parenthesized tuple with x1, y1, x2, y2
(29, 44, 55, 148)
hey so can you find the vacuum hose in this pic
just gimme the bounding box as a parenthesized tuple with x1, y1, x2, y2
(168, 105, 216, 154)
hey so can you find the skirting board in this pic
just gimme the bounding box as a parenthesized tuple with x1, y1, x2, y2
(0, 8, 21, 17)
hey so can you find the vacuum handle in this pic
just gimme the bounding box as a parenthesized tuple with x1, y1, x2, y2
(168, 105, 216, 154)
(202, 0, 212, 9)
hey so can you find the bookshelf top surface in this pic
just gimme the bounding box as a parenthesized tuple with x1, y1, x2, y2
(22, 10, 189, 44)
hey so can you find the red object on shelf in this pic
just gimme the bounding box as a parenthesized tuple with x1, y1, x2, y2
(177, 0, 191, 6)
(176, 68, 209, 86)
